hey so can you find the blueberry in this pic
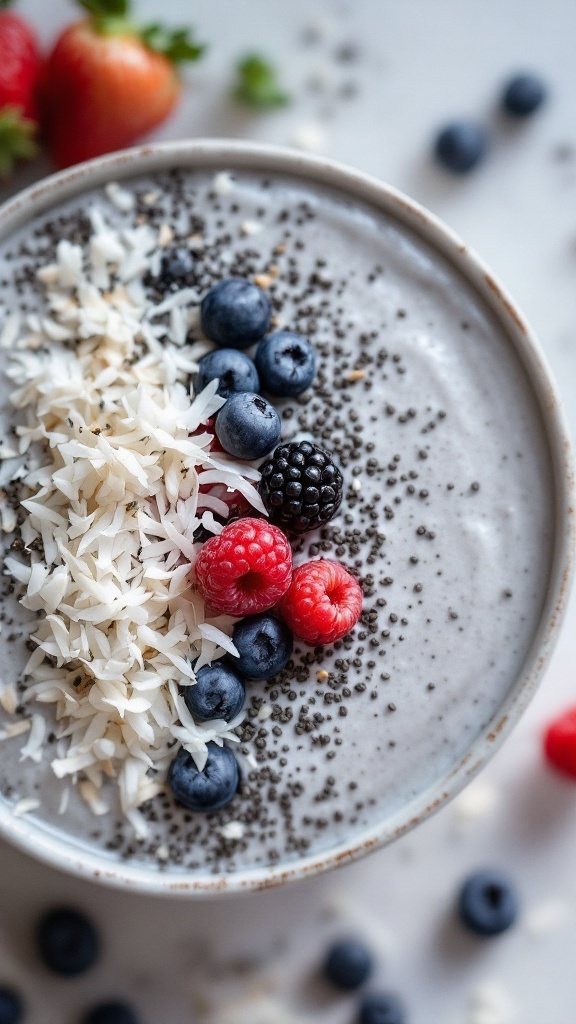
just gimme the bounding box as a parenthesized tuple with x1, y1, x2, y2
(232, 613, 293, 680)
(215, 392, 281, 460)
(37, 907, 99, 976)
(434, 122, 488, 173)
(502, 72, 547, 117)
(168, 742, 239, 812)
(323, 937, 373, 991)
(201, 278, 271, 349)
(82, 1002, 138, 1024)
(458, 869, 519, 936)
(255, 330, 316, 397)
(184, 662, 245, 722)
(0, 988, 24, 1024)
(194, 348, 260, 399)
(358, 992, 406, 1024)
(159, 246, 195, 288)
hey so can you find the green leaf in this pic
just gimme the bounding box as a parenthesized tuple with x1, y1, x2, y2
(140, 23, 206, 65)
(0, 0, 14, 8)
(0, 107, 38, 178)
(233, 54, 290, 110)
(77, 0, 129, 17)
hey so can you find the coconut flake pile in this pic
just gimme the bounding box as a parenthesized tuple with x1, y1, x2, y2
(0, 188, 266, 836)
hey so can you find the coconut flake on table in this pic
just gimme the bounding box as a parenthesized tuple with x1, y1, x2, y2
(1, 186, 266, 833)
(205, 994, 303, 1024)
(524, 899, 571, 937)
(467, 980, 518, 1024)
(292, 123, 327, 153)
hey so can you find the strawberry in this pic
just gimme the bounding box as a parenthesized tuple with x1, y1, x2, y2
(544, 706, 576, 779)
(0, 0, 42, 176)
(40, 0, 205, 169)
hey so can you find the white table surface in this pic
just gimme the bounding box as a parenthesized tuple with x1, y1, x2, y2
(1, 2, 576, 1022)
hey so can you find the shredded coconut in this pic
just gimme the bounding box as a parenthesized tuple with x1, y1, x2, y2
(212, 171, 235, 196)
(12, 798, 41, 817)
(1, 186, 266, 833)
(241, 220, 263, 237)
(219, 820, 245, 840)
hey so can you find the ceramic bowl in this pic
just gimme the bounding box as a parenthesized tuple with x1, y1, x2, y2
(0, 140, 573, 895)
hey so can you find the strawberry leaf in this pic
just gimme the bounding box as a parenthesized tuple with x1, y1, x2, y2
(140, 23, 206, 65)
(77, 0, 129, 16)
(0, 107, 38, 177)
(0, 0, 14, 8)
(233, 54, 290, 110)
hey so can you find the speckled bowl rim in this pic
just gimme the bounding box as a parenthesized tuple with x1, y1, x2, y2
(0, 140, 573, 897)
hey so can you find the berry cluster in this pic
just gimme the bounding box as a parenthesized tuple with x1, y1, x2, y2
(434, 71, 547, 174)
(192, 277, 317, 461)
(320, 867, 519, 1022)
(0, 906, 140, 1023)
(0, 868, 521, 1024)
(167, 276, 363, 815)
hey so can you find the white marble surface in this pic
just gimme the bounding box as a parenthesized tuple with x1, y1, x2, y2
(1, 1, 576, 1022)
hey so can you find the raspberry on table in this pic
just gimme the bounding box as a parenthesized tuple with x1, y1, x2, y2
(259, 441, 343, 534)
(194, 517, 292, 617)
(280, 559, 363, 645)
(544, 706, 576, 779)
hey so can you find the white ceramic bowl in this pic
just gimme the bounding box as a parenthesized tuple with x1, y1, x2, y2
(0, 140, 573, 896)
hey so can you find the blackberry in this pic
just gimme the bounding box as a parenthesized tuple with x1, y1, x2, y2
(259, 441, 343, 534)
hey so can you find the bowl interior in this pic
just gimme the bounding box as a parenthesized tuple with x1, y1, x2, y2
(0, 141, 572, 895)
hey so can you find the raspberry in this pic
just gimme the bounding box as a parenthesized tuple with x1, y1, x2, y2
(544, 706, 576, 779)
(194, 517, 292, 617)
(280, 560, 363, 645)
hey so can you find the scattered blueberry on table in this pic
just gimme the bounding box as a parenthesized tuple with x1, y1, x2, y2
(36, 907, 99, 976)
(232, 612, 293, 679)
(502, 72, 547, 116)
(458, 869, 519, 936)
(168, 742, 240, 812)
(0, 987, 24, 1024)
(358, 992, 406, 1024)
(81, 1001, 139, 1024)
(183, 662, 245, 722)
(201, 277, 271, 348)
(255, 329, 316, 396)
(194, 347, 260, 399)
(434, 121, 488, 173)
(215, 391, 281, 459)
(323, 937, 374, 991)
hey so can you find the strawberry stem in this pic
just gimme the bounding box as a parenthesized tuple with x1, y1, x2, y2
(77, 0, 129, 16)
(0, 107, 38, 177)
(140, 24, 206, 65)
(76, 0, 206, 65)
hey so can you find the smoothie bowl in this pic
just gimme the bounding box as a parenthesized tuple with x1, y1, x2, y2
(0, 141, 572, 896)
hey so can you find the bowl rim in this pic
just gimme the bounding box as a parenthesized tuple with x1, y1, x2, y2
(0, 138, 573, 897)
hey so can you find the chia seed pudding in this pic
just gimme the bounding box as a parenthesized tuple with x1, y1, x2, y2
(0, 162, 557, 878)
